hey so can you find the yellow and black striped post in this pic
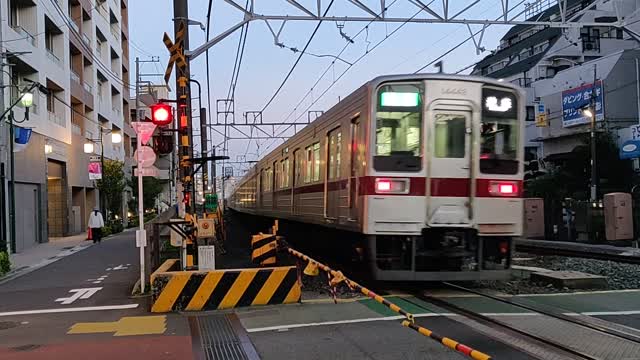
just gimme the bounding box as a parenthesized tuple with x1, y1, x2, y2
(151, 266, 301, 312)
(401, 321, 492, 360)
(251, 233, 277, 266)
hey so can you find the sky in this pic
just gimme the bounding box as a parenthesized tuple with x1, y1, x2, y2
(127, 0, 518, 176)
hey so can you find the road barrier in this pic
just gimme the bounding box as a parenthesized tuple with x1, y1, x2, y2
(251, 234, 277, 266)
(282, 243, 492, 360)
(150, 260, 301, 312)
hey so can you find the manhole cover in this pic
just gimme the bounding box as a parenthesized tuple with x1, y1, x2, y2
(11, 344, 40, 352)
(0, 321, 19, 330)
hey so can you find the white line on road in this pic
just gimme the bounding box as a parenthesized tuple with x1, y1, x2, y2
(245, 310, 640, 333)
(0, 304, 139, 317)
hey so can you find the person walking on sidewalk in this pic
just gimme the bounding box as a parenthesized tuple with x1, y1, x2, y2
(88, 208, 105, 243)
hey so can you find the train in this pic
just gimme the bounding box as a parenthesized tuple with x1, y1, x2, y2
(229, 74, 524, 281)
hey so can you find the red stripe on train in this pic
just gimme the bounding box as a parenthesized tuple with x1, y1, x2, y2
(270, 177, 522, 197)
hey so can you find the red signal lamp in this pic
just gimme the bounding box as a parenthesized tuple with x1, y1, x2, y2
(150, 103, 173, 126)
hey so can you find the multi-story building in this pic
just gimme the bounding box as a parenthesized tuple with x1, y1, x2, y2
(0, 0, 131, 253)
(472, 0, 640, 169)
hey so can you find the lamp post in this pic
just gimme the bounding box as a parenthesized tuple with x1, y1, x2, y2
(84, 128, 122, 218)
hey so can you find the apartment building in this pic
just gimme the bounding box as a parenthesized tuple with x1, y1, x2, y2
(0, 0, 132, 253)
(472, 0, 640, 169)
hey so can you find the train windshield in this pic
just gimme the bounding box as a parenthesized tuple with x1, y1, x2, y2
(480, 88, 519, 174)
(374, 83, 423, 172)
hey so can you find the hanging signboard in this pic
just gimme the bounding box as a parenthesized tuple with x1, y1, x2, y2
(561, 80, 604, 128)
(88, 162, 102, 180)
(535, 103, 548, 127)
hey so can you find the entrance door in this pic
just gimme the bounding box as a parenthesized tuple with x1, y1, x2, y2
(348, 117, 360, 221)
(428, 110, 473, 226)
(15, 183, 39, 252)
(325, 127, 342, 220)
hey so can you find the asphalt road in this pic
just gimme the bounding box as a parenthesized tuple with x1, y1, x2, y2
(0, 230, 140, 313)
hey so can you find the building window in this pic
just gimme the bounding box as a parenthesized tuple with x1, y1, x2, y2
(526, 106, 535, 121)
(9, 0, 18, 28)
(47, 92, 55, 113)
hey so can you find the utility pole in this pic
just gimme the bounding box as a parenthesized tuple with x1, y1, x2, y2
(134, 56, 146, 293)
(590, 64, 597, 202)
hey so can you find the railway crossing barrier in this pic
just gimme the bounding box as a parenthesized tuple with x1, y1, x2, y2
(279, 240, 493, 360)
(250, 220, 280, 266)
(150, 259, 300, 312)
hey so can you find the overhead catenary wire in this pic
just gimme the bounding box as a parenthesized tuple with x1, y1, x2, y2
(261, 3, 428, 153)
(249, 0, 402, 159)
(258, 0, 336, 115)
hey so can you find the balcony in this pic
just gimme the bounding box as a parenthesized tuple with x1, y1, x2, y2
(70, 20, 80, 33)
(70, 70, 81, 84)
(48, 111, 65, 127)
(46, 49, 62, 67)
(82, 33, 91, 47)
(84, 81, 93, 93)
(11, 26, 36, 47)
(110, 25, 120, 40)
(112, 106, 121, 119)
(510, 77, 532, 88)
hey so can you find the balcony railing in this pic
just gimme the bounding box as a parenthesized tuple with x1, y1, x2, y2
(70, 71, 81, 83)
(110, 25, 120, 40)
(82, 33, 91, 47)
(112, 106, 121, 118)
(48, 111, 65, 127)
(72, 122, 82, 135)
(70, 20, 79, 33)
(96, 45, 103, 56)
(84, 82, 93, 93)
(11, 26, 36, 47)
(510, 77, 533, 88)
(46, 49, 62, 67)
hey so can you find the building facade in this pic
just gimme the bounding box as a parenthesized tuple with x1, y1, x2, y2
(472, 0, 640, 168)
(0, 0, 132, 253)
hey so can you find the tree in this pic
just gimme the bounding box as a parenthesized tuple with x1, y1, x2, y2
(129, 176, 166, 211)
(96, 160, 126, 220)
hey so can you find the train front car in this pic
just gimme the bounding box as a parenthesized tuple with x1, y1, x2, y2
(366, 75, 524, 281)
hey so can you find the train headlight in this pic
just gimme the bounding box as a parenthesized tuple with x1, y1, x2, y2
(375, 178, 410, 194)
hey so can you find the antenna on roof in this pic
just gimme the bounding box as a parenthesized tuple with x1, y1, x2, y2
(435, 61, 444, 74)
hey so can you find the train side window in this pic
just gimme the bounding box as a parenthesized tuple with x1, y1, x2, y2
(374, 83, 423, 172)
(282, 158, 290, 188)
(434, 114, 466, 158)
(305, 146, 313, 183)
(328, 129, 342, 180)
(274, 161, 280, 189)
(313, 142, 321, 182)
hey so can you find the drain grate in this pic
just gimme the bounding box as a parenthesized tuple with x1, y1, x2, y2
(192, 314, 259, 360)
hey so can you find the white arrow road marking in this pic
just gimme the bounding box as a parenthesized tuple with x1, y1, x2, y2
(108, 264, 129, 271)
(55, 287, 102, 305)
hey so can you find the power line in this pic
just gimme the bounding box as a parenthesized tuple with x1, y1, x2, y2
(258, 0, 336, 114)
(255, 0, 402, 158)
(262, 3, 426, 153)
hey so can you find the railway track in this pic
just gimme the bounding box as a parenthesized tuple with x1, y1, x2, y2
(515, 242, 640, 265)
(414, 283, 640, 360)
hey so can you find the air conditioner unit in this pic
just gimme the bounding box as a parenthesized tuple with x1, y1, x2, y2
(585, 42, 595, 51)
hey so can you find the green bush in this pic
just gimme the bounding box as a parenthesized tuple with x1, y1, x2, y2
(101, 225, 112, 237)
(0, 251, 10, 275)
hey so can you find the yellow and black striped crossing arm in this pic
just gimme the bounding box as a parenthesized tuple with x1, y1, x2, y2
(151, 265, 301, 313)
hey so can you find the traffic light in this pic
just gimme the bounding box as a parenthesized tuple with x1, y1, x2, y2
(150, 103, 173, 126)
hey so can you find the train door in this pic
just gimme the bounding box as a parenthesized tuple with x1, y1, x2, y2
(292, 149, 302, 214)
(348, 116, 360, 221)
(427, 110, 473, 226)
(325, 127, 342, 220)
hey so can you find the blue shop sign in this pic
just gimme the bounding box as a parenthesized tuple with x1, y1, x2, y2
(620, 140, 640, 159)
(561, 80, 604, 128)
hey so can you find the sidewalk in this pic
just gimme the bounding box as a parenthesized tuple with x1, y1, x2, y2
(0, 233, 93, 285)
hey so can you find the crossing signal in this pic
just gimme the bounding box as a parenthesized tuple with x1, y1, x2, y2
(150, 103, 173, 126)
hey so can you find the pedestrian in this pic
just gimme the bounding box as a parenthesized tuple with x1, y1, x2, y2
(88, 208, 105, 244)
